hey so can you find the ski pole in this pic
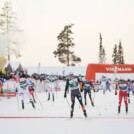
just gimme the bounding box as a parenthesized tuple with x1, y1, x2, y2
(16, 93, 20, 111)
(65, 97, 70, 108)
(93, 91, 95, 103)
(34, 91, 44, 110)
(79, 91, 83, 109)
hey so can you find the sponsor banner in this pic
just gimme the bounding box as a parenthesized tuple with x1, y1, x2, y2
(106, 66, 133, 73)
(86, 64, 134, 81)
(0, 92, 16, 97)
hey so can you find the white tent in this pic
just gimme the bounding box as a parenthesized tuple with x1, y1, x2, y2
(3, 61, 23, 71)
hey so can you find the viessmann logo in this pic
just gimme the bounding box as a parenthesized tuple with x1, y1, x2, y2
(106, 67, 132, 72)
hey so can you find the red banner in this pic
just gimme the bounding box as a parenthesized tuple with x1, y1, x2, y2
(85, 64, 134, 81)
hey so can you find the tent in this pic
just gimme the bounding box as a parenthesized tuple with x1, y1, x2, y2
(85, 64, 134, 81)
(2, 61, 23, 77)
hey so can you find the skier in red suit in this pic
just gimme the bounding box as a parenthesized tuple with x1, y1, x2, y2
(118, 79, 128, 114)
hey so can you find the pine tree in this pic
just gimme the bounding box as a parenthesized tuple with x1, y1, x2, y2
(98, 33, 106, 64)
(53, 24, 81, 66)
(117, 40, 124, 64)
(112, 44, 118, 64)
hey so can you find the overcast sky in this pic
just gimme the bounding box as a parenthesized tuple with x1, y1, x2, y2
(0, 0, 134, 66)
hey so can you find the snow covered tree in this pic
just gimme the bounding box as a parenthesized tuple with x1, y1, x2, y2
(112, 41, 125, 64)
(112, 44, 118, 64)
(53, 24, 81, 66)
(0, 1, 21, 61)
(98, 33, 106, 64)
(117, 40, 124, 64)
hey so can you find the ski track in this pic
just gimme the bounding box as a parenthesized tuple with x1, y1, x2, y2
(0, 82, 134, 134)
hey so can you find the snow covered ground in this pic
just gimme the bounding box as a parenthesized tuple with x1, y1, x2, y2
(0, 81, 134, 134)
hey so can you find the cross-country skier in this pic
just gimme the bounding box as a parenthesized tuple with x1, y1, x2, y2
(127, 79, 131, 103)
(12, 72, 20, 92)
(0, 78, 5, 94)
(17, 78, 35, 109)
(81, 79, 95, 106)
(118, 79, 129, 114)
(114, 79, 119, 95)
(0, 79, 2, 93)
(27, 78, 36, 103)
(47, 74, 57, 102)
(100, 76, 111, 94)
(64, 72, 87, 118)
(131, 80, 134, 95)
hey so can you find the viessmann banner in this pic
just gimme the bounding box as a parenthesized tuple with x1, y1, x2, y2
(85, 64, 134, 80)
(98, 65, 134, 73)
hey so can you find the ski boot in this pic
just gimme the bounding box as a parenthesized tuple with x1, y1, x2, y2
(118, 106, 120, 114)
(15, 88, 18, 92)
(33, 99, 36, 103)
(47, 93, 50, 101)
(126, 107, 128, 114)
(30, 101, 35, 108)
(83, 110, 87, 118)
(22, 100, 24, 109)
(53, 94, 54, 102)
(70, 111, 73, 118)
(128, 99, 130, 103)
(115, 91, 117, 95)
(91, 102, 94, 107)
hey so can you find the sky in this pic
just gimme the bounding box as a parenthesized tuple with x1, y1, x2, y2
(0, 0, 134, 66)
